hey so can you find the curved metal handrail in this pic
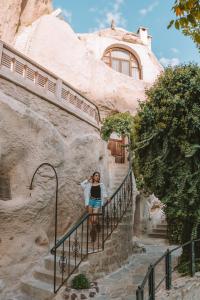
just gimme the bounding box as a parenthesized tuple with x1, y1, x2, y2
(51, 165, 133, 293)
(51, 212, 89, 253)
(52, 166, 132, 252)
(29, 162, 59, 293)
(136, 238, 200, 300)
(104, 167, 132, 206)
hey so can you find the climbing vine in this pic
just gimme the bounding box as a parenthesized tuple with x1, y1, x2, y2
(101, 112, 134, 141)
(132, 63, 200, 247)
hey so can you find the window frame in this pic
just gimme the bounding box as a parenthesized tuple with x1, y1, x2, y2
(102, 47, 142, 80)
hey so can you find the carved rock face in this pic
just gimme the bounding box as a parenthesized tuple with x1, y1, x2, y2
(0, 80, 109, 298)
(0, 0, 52, 44)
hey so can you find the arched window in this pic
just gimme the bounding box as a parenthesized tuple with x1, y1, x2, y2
(102, 47, 141, 79)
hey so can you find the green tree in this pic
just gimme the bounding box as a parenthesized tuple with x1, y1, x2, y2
(101, 112, 134, 141)
(168, 0, 200, 49)
(132, 64, 200, 251)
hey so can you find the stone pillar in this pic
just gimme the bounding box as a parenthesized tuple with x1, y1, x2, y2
(0, 41, 3, 66)
(56, 78, 62, 101)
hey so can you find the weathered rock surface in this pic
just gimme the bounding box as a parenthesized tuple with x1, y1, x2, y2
(156, 273, 200, 300)
(0, 78, 108, 299)
(0, 0, 52, 44)
(14, 14, 163, 117)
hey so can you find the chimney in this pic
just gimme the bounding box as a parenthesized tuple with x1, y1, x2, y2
(137, 27, 152, 50)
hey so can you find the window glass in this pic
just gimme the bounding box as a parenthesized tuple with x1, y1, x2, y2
(111, 59, 120, 72)
(103, 48, 141, 79)
(111, 50, 129, 59)
(132, 67, 140, 80)
(121, 61, 130, 75)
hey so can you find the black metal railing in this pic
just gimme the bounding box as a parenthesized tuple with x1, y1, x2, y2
(136, 238, 200, 300)
(51, 168, 133, 293)
(29, 163, 59, 268)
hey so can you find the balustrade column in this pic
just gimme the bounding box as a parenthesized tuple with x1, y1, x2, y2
(56, 78, 63, 101)
(0, 41, 3, 66)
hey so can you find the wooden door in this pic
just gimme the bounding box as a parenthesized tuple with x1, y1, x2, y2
(108, 138, 125, 163)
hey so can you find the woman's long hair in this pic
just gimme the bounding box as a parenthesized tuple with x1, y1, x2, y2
(92, 171, 100, 183)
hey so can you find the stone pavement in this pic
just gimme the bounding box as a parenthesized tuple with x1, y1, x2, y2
(94, 237, 180, 300)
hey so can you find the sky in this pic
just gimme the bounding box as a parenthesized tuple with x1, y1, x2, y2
(52, 0, 200, 67)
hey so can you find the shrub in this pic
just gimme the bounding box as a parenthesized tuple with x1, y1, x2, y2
(101, 112, 134, 141)
(71, 274, 90, 289)
(132, 64, 200, 249)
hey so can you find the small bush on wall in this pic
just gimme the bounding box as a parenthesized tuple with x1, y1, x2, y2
(101, 112, 134, 141)
(71, 274, 90, 289)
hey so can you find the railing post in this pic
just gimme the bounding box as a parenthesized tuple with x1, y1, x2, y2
(190, 240, 195, 277)
(148, 264, 155, 300)
(29, 163, 58, 293)
(130, 171, 133, 205)
(165, 249, 172, 290)
(136, 286, 144, 300)
(102, 205, 105, 250)
(86, 217, 89, 255)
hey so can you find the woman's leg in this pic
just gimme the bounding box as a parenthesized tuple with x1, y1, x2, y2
(92, 207, 99, 224)
(88, 206, 93, 224)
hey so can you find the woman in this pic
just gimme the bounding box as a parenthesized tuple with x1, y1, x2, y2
(81, 172, 109, 229)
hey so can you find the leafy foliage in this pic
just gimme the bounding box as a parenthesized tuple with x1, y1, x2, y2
(71, 274, 90, 289)
(132, 64, 200, 244)
(168, 0, 200, 50)
(101, 112, 134, 141)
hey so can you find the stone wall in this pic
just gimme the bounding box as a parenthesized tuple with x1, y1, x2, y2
(0, 76, 109, 297)
(156, 273, 200, 300)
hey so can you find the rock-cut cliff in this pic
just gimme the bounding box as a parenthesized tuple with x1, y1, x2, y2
(0, 0, 52, 44)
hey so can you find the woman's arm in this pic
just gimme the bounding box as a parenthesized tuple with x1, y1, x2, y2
(84, 183, 91, 207)
(80, 179, 89, 189)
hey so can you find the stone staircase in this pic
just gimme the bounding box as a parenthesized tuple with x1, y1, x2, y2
(20, 226, 105, 299)
(95, 240, 180, 300)
(148, 220, 168, 239)
(108, 149, 129, 196)
(19, 161, 131, 300)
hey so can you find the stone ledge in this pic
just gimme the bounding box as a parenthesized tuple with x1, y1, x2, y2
(156, 272, 200, 300)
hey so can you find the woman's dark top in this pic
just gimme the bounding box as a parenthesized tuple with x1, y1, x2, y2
(90, 185, 101, 198)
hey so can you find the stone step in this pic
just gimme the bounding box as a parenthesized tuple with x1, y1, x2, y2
(33, 266, 78, 285)
(124, 294, 137, 300)
(56, 246, 93, 257)
(34, 267, 61, 285)
(148, 232, 167, 239)
(161, 220, 167, 225)
(21, 278, 54, 300)
(152, 228, 167, 234)
(156, 224, 167, 229)
(44, 255, 87, 271)
(113, 172, 128, 176)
